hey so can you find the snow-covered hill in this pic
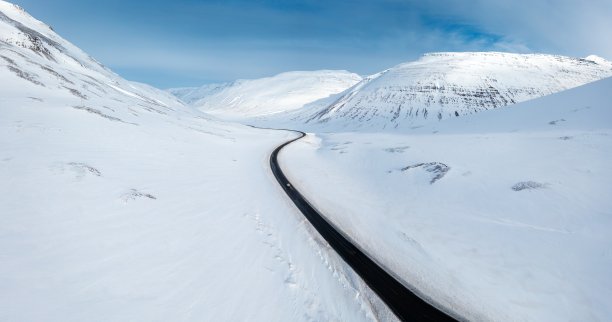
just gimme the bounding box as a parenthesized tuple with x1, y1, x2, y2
(284, 52, 612, 131)
(169, 70, 362, 118)
(0, 2, 388, 321)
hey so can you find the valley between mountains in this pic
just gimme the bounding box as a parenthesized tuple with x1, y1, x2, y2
(1, 1, 612, 321)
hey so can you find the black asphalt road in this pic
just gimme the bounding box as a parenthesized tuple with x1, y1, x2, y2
(270, 130, 460, 322)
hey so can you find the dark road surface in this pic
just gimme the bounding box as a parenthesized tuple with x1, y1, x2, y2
(270, 130, 460, 322)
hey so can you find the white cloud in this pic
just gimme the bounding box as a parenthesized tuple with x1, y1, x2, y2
(435, 0, 612, 59)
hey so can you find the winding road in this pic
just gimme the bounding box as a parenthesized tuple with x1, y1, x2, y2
(270, 130, 459, 322)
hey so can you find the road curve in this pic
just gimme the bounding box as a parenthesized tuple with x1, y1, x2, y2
(270, 130, 460, 322)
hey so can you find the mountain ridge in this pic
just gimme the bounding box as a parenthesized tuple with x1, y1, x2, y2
(0, 0, 186, 120)
(169, 70, 362, 118)
(253, 52, 612, 131)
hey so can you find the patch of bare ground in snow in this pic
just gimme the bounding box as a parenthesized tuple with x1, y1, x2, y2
(398, 162, 450, 184)
(512, 181, 548, 191)
(67, 162, 101, 177)
(6, 65, 43, 86)
(120, 189, 156, 202)
(63, 87, 87, 99)
(72, 105, 136, 125)
(51, 162, 101, 180)
(0, 54, 15, 64)
(384, 146, 410, 153)
(40, 65, 73, 84)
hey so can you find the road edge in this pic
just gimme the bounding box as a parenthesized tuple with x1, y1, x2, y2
(269, 129, 461, 322)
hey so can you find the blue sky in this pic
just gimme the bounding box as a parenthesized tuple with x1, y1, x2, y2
(12, 0, 612, 88)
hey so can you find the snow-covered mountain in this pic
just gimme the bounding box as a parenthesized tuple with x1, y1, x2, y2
(0, 2, 388, 321)
(285, 52, 612, 131)
(0, 1, 184, 117)
(169, 70, 362, 118)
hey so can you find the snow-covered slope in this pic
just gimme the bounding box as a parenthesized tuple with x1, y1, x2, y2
(0, 2, 391, 321)
(280, 77, 612, 321)
(169, 70, 362, 118)
(285, 52, 612, 131)
(0, 1, 185, 116)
